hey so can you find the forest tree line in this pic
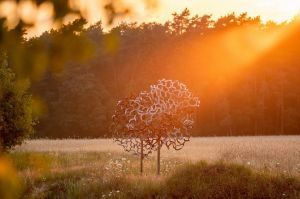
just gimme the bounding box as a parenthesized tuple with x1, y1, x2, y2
(24, 9, 300, 137)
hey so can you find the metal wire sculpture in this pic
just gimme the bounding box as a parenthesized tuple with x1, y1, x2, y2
(111, 79, 200, 174)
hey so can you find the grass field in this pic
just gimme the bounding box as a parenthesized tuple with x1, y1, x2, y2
(6, 136, 300, 198)
(14, 136, 300, 175)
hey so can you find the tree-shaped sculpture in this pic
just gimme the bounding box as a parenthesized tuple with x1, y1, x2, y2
(111, 79, 200, 174)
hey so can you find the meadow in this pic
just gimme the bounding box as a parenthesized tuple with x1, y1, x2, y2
(15, 136, 300, 175)
(7, 136, 300, 198)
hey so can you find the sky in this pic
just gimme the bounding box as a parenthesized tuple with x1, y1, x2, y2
(157, 0, 300, 23)
(1, 0, 300, 37)
(80, 0, 300, 25)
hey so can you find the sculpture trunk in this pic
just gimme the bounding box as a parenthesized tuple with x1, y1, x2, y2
(157, 137, 161, 175)
(140, 139, 143, 174)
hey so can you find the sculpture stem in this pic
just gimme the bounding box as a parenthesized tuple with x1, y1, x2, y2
(140, 139, 143, 174)
(157, 137, 161, 175)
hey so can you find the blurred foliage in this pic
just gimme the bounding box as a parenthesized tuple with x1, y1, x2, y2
(104, 1, 130, 25)
(1, 17, 95, 81)
(0, 59, 34, 151)
(0, 155, 22, 199)
(0, 0, 146, 81)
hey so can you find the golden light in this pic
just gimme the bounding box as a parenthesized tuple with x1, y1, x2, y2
(166, 20, 297, 96)
(0, 1, 18, 28)
(26, 2, 55, 38)
(270, 0, 300, 22)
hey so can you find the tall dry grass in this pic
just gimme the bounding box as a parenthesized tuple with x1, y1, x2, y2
(14, 136, 300, 175)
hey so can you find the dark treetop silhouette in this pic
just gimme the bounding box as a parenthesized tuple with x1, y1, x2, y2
(111, 79, 200, 174)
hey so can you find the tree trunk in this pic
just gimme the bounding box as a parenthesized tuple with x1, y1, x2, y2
(140, 139, 143, 174)
(157, 137, 161, 175)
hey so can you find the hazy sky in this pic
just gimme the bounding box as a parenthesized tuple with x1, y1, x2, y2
(155, 0, 300, 23)
(78, 0, 300, 29)
(61, 0, 300, 24)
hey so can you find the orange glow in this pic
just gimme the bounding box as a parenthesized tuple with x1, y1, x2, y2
(164, 22, 297, 97)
